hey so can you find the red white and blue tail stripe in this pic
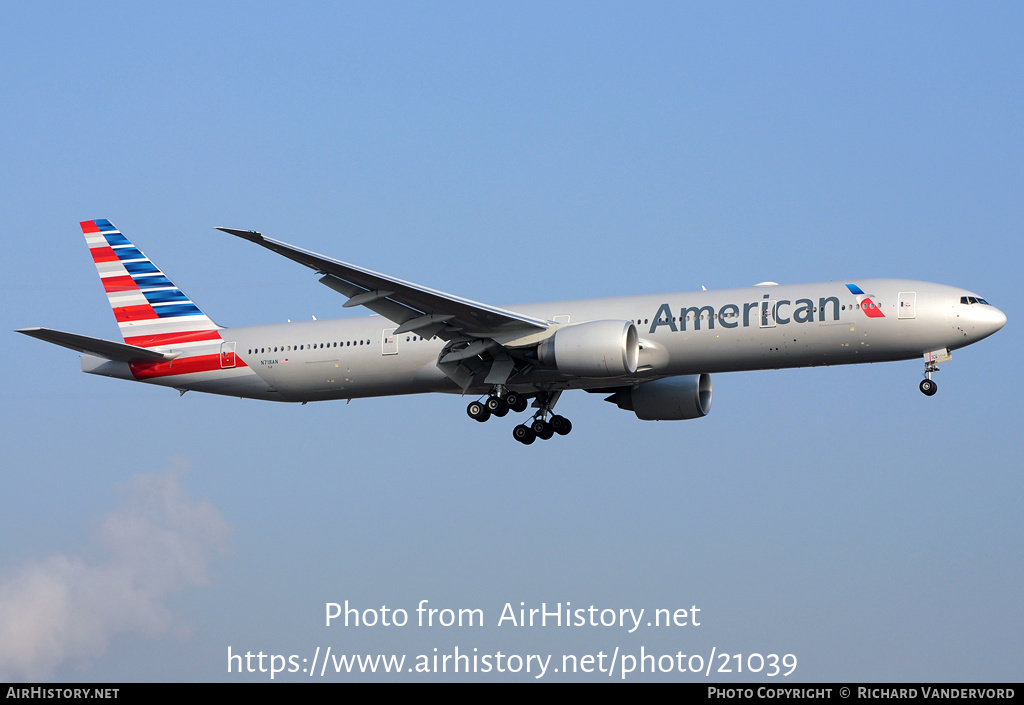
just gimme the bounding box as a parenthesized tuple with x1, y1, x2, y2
(81, 219, 223, 349)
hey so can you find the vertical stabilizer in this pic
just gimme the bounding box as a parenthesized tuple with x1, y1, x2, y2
(81, 219, 222, 348)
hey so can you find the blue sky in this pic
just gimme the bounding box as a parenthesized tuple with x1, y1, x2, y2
(2, 2, 1021, 681)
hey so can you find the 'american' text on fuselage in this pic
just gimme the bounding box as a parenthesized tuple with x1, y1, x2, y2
(649, 295, 849, 334)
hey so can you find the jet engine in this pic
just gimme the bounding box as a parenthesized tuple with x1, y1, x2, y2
(607, 374, 712, 420)
(536, 320, 639, 377)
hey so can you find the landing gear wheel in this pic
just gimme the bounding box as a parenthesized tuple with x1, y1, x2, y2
(505, 391, 528, 413)
(919, 379, 938, 396)
(513, 424, 536, 445)
(467, 400, 491, 422)
(485, 395, 509, 417)
(531, 419, 554, 440)
(549, 415, 572, 436)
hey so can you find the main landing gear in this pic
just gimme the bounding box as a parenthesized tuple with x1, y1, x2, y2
(466, 389, 527, 422)
(466, 388, 572, 444)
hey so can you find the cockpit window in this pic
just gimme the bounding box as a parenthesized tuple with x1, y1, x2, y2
(961, 296, 992, 305)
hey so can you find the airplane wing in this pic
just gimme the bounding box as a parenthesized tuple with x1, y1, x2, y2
(16, 327, 180, 363)
(216, 228, 550, 343)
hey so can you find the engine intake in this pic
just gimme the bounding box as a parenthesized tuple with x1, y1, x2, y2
(537, 320, 639, 377)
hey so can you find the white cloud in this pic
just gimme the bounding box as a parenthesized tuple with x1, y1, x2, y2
(0, 461, 230, 680)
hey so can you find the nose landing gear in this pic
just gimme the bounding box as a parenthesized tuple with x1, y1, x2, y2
(919, 348, 950, 396)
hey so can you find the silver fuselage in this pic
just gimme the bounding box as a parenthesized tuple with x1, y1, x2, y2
(83, 279, 1006, 403)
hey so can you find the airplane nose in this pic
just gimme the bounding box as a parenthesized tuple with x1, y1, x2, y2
(991, 306, 1007, 333)
(975, 305, 1007, 339)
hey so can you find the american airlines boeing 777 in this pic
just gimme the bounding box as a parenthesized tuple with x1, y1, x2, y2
(18, 219, 1006, 444)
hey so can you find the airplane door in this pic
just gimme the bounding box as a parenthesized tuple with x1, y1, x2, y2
(220, 341, 237, 368)
(898, 292, 917, 319)
(382, 328, 397, 355)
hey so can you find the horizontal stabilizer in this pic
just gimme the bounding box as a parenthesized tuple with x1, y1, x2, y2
(16, 327, 181, 363)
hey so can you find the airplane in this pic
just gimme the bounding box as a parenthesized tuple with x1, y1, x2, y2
(18, 219, 1006, 444)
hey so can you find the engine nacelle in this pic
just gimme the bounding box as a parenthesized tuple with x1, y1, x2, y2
(536, 320, 639, 377)
(608, 374, 712, 420)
